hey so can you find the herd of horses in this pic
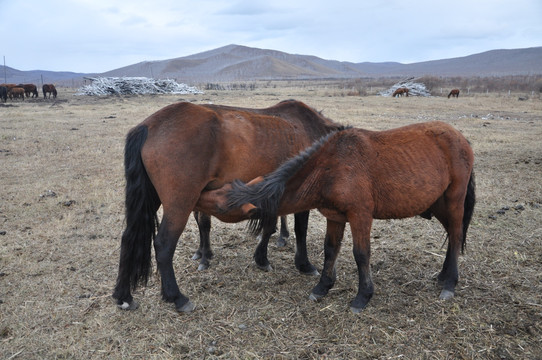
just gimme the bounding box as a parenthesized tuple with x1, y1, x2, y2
(113, 99, 476, 314)
(0, 83, 57, 102)
(393, 87, 461, 98)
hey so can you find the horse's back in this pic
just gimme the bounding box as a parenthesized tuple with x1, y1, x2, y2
(319, 122, 473, 218)
(139, 101, 337, 198)
(366, 121, 472, 175)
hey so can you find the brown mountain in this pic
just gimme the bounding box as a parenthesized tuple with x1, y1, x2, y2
(100, 44, 542, 81)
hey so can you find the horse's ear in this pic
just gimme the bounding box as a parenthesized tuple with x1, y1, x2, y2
(241, 203, 258, 216)
(246, 176, 264, 186)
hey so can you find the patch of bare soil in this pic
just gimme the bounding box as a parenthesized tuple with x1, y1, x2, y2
(1, 85, 541, 359)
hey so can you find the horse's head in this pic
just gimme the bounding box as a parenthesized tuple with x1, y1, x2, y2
(195, 177, 265, 222)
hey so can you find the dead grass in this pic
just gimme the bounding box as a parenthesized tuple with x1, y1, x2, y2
(1, 85, 541, 359)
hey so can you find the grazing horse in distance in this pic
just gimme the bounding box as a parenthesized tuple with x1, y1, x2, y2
(113, 100, 343, 312)
(20, 84, 39, 98)
(392, 87, 409, 97)
(8, 87, 25, 100)
(0, 83, 17, 90)
(448, 89, 460, 98)
(212, 121, 475, 313)
(42, 84, 57, 99)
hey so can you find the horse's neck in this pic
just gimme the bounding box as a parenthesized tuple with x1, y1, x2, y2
(278, 167, 323, 215)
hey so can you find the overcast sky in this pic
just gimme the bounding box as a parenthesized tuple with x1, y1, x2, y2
(2, 0, 541, 73)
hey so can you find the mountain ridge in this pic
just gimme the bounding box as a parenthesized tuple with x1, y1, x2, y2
(2, 44, 541, 84)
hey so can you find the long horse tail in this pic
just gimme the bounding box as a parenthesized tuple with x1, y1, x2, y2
(115, 125, 161, 295)
(461, 170, 476, 253)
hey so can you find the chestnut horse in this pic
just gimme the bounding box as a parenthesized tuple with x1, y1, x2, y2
(20, 84, 38, 98)
(8, 87, 25, 100)
(392, 87, 409, 97)
(448, 89, 460, 98)
(206, 121, 475, 313)
(42, 84, 57, 99)
(113, 100, 343, 312)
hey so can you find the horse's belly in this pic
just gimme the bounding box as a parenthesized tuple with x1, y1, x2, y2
(373, 184, 445, 219)
(318, 208, 348, 222)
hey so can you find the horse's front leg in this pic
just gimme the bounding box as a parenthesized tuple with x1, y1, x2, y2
(154, 216, 195, 312)
(309, 220, 345, 301)
(253, 219, 278, 271)
(192, 211, 214, 271)
(293, 211, 318, 275)
(349, 216, 374, 313)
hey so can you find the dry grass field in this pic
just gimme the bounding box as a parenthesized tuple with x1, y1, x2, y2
(1, 83, 541, 359)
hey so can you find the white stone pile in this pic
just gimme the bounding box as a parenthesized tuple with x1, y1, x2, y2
(76, 77, 203, 96)
(379, 78, 432, 97)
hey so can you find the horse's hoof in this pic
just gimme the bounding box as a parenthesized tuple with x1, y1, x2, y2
(276, 238, 287, 247)
(256, 263, 273, 272)
(309, 292, 324, 302)
(176, 300, 195, 313)
(192, 252, 202, 261)
(350, 305, 364, 314)
(118, 300, 139, 310)
(299, 266, 320, 276)
(197, 262, 209, 271)
(439, 289, 455, 300)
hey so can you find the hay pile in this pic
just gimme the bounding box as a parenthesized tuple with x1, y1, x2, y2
(380, 77, 432, 97)
(76, 77, 203, 96)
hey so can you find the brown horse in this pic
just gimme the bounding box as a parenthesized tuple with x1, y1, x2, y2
(42, 84, 57, 99)
(448, 89, 460, 98)
(8, 87, 25, 100)
(203, 121, 475, 313)
(19, 84, 38, 98)
(392, 87, 409, 97)
(113, 100, 343, 312)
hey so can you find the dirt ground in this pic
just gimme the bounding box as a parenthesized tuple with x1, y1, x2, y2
(1, 83, 541, 359)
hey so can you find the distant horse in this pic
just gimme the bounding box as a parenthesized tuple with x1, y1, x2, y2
(392, 87, 409, 97)
(0, 83, 17, 90)
(113, 100, 343, 312)
(42, 84, 57, 99)
(448, 89, 460, 98)
(209, 121, 475, 313)
(20, 84, 38, 98)
(8, 87, 25, 100)
(0, 86, 7, 102)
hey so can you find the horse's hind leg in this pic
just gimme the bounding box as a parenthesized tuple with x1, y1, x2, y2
(254, 224, 278, 271)
(252, 211, 316, 275)
(154, 213, 195, 312)
(431, 196, 465, 300)
(192, 211, 214, 271)
(276, 215, 290, 247)
(293, 211, 318, 275)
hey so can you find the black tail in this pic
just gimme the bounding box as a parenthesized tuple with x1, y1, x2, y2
(114, 125, 161, 299)
(461, 170, 476, 253)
